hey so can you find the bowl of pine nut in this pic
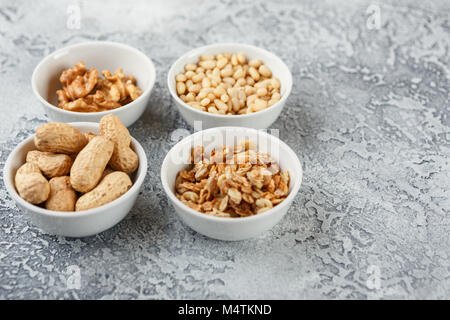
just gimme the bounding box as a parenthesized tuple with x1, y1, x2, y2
(167, 43, 292, 129)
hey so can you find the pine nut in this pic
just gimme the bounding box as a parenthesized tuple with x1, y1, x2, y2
(223, 82, 232, 90)
(221, 66, 233, 77)
(259, 65, 272, 78)
(231, 54, 238, 66)
(254, 98, 268, 111)
(200, 98, 210, 106)
(245, 86, 256, 96)
(192, 72, 205, 83)
(214, 99, 228, 112)
(254, 80, 267, 89)
(220, 94, 229, 103)
(236, 78, 247, 87)
(176, 74, 187, 82)
(231, 97, 241, 113)
(176, 82, 186, 95)
(197, 89, 208, 100)
(247, 94, 257, 105)
(185, 63, 197, 71)
(249, 59, 262, 68)
(257, 87, 267, 97)
(211, 76, 221, 86)
(202, 77, 211, 88)
(217, 58, 228, 69)
(185, 71, 195, 80)
(223, 77, 236, 85)
(185, 93, 195, 102)
(214, 87, 226, 98)
(199, 60, 216, 69)
(238, 89, 246, 101)
(271, 78, 280, 90)
(227, 101, 232, 112)
(188, 84, 201, 94)
(247, 102, 255, 113)
(237, 53, 246, 64)
(249, 67, 260, 81)
(208, 106, 219, 113)
(188, 101, 202, 109)
(227, 87, 238, 99)
(200, 54, 214, 61)
(212, 67, 221, 78)
(233, 68, 245, 80)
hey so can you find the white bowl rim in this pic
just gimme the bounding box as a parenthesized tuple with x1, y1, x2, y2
(167, 42, 293, 119)
(160, 126, 302, 223)
(31, 41, 156, 117)
(3, 122, 148, 218)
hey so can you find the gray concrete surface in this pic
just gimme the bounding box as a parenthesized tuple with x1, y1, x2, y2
(0, 0, 448, 299)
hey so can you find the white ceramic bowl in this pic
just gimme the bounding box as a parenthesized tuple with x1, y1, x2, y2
(167, 43, 293, 130)
(32, 41, 156, 127)
(161, 127, 302, 241)
(3, 122, 147, 237)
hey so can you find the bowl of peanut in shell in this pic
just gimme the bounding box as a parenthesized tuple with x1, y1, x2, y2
(3, 115, 147, 237)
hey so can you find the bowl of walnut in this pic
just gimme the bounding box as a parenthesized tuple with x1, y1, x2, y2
(160, 127, 303, 241)
(32, 41, 156, 127)
(167, 43, 293, 129)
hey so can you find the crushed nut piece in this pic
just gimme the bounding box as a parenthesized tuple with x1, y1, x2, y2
(174, 141, 290, 218)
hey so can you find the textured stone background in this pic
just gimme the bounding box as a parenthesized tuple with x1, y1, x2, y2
(0, 0, 449, 299)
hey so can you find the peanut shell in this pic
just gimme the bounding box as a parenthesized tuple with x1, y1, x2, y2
(34, 122, 88, 154)
(99, 114, 138, 174)
(26, 150, 72, 178)
(75, 171, 132, 211)
(70, 135, 114, 193)
(45, 176, 77, 211)
(14, 163, 50, 204)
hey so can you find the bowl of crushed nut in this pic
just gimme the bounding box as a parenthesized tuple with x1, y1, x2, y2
(32, 41, 155, 127)
(160, 127, 302, 240)
(167, 43, 292, 129)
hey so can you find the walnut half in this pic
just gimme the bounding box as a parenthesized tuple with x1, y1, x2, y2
(56, 62, 142, 113)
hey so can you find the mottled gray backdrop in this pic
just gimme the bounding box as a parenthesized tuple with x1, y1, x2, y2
(0, 0, 449, 299)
